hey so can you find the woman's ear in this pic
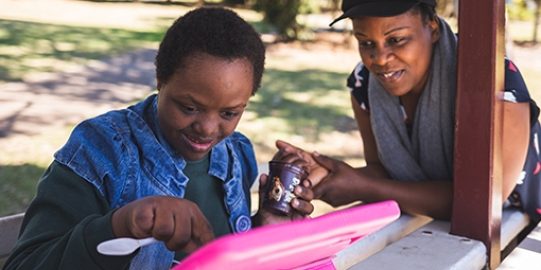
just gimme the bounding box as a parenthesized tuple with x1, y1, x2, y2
(156, 80, 162, 91)
(430, 18, 440, 43)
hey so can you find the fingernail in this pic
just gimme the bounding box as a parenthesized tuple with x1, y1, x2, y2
(295, 186, 302, 194)
(313, 151, 320, 156)
(292, 199, 299, 207)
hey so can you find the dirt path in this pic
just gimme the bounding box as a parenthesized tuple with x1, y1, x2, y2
(0, 49, 157, 138)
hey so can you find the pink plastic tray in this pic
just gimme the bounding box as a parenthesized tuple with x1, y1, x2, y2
(172, 200, 400, 270)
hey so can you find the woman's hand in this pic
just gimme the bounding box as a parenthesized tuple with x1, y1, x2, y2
(254, 174, 314, 226)
(311, 153, 366, 207)
(111, 196, 215, 253)
(275, 140, 329, 186)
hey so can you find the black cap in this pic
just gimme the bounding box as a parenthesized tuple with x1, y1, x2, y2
(329, 0, 436, 26)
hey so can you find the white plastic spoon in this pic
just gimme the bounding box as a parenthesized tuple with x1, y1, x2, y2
(97, 237, 159, 256)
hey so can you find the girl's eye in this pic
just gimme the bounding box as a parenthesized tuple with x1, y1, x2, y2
(221, 111, 240, 120)
(181, 105, 198, 115)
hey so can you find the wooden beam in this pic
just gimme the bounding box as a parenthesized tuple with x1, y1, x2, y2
(451, 0, 506, 268)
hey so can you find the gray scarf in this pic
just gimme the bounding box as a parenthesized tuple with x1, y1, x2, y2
(368, 18, 457, 181)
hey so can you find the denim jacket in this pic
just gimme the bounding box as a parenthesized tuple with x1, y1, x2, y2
(54, 94, 258, 270)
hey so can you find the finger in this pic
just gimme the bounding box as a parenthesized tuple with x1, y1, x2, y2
(311, 152, 336, 171)
(305, 166, 329, 187)
(168, 201, 214, 252)
(130, 204, 156, 238)
(294, 185, 314, 202)
(169, 210, 192, 251)
(312, 180, 328, 200)
(258, 174, 268, 208)
(152, 202, 176, 241)
(275, 140, 297, 152)
(290, 197, 314, 217)
(181, 240, 200, 254)
(259, 173, 268, 187)
(189, 205, 214, 248)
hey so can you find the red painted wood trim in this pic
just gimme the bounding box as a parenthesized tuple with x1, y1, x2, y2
(450, 0, 506, 268)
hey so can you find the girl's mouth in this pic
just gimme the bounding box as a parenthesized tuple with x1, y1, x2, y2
(183, 134, 213, 152)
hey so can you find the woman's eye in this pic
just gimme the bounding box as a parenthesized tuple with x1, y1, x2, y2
(388, 37, 405, 46)
(358, 40, 374, 49)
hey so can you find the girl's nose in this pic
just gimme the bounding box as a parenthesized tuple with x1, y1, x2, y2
(192, 114, 217, 138)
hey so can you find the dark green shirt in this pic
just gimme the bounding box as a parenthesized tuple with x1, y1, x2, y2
(183, 155, 231, 237)
(3, 161, 134, 270)
(175, 155, 232, 261)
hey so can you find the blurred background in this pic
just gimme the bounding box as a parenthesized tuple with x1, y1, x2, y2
(0, 0, 540, 217)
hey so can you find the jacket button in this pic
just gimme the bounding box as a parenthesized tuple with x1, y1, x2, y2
(235, 215, 251, 232)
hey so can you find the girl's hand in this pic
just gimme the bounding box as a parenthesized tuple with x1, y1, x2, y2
(111, 196, 215, 253)
(254, 174, 314, 226)
(275, 140, 329, 186)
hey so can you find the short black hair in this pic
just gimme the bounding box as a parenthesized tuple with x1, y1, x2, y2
(155, 7, 265, 94)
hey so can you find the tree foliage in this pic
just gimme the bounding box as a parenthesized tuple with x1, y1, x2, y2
(253, 0, 302, 40)
(253, 0, 319, 41)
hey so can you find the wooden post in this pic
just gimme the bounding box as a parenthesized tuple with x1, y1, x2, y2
(451, 0, 505, 269)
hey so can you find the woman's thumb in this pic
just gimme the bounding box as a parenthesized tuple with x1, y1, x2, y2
(312, 178, 326, 199)
(311, 152, 334, 170)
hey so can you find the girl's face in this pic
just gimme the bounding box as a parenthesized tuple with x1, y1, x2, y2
(352, 10, 439, 96)
(157, 53, 253, 161)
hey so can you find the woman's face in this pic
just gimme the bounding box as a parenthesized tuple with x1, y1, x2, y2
(352, 10, 439, 96)
(157, 53, 253, 161)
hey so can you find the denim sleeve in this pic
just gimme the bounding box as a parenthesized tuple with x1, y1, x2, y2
(54, 114, 131, 205)
(229, 132, 258, 205)
(3, 161, 135, 270)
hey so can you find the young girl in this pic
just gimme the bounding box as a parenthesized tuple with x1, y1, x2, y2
(4, 7, 313, 270)
(278, 0, 540, 221)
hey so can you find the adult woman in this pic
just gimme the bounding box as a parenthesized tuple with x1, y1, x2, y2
(278, 0, 539, 220)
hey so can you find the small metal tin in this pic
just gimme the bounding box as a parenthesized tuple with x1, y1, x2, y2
(262, 161, 308, 216)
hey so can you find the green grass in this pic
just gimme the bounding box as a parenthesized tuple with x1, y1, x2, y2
(0, 19, 167, 215)
(0, 164, 45, 216)
(251, 68, 355, 140)
(0, 19, 165, 82)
